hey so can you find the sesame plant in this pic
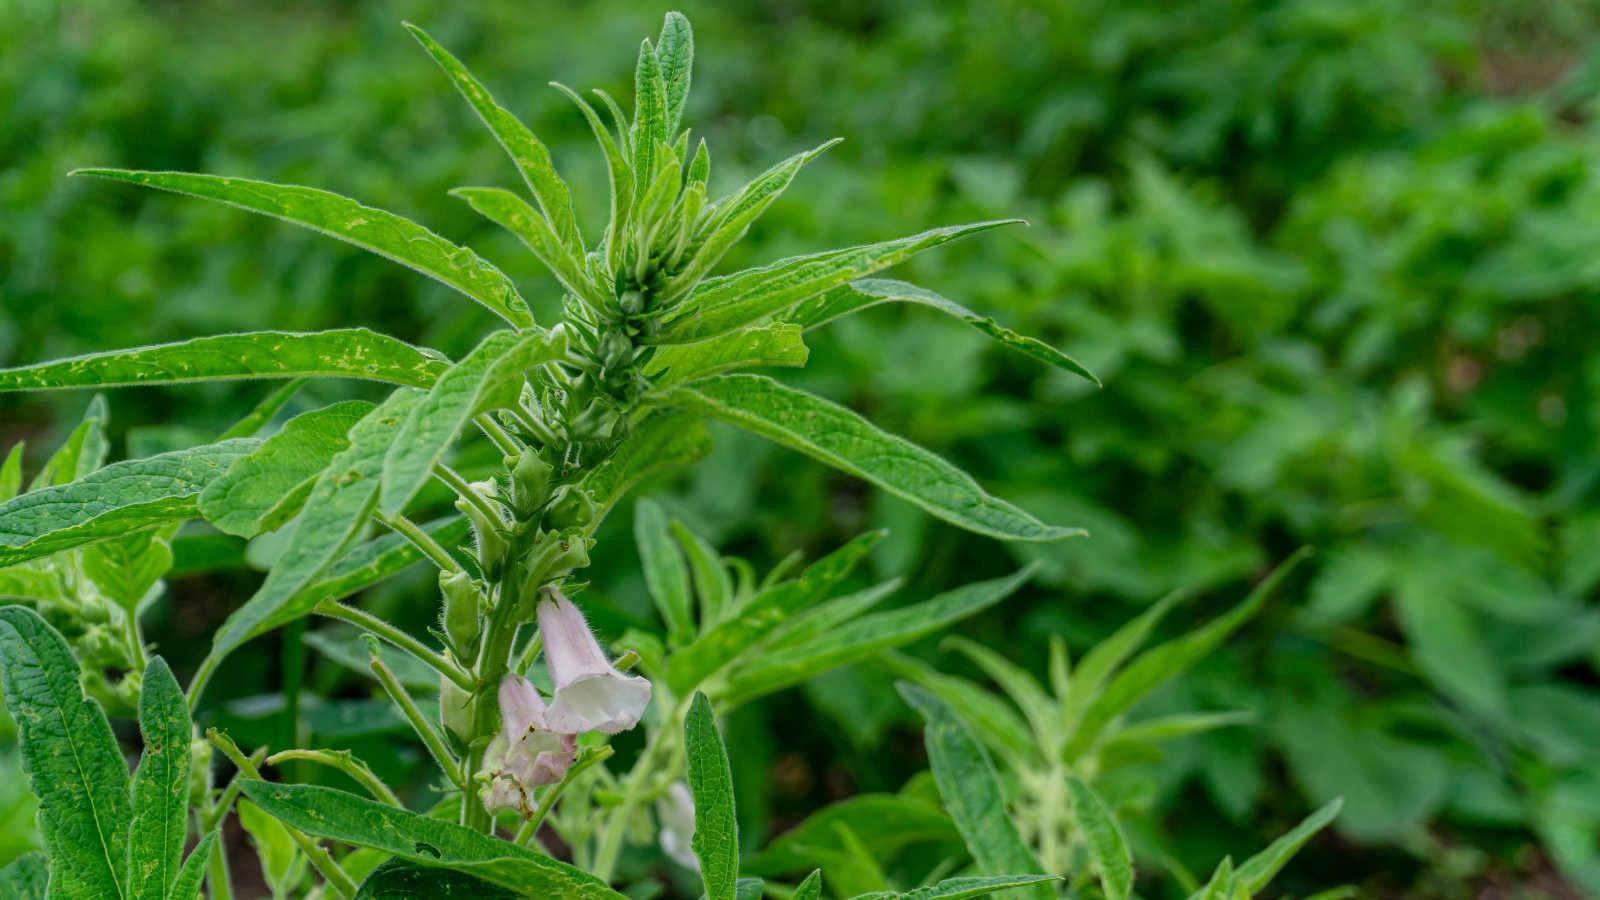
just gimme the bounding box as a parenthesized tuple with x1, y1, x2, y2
(0, 11, 1122, 899)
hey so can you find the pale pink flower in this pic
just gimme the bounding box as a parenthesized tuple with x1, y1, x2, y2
(538, 588, 652, 735)
(480, 674, 577, 817)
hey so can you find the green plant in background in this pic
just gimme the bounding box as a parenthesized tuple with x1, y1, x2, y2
(0, 11, 1318, 898)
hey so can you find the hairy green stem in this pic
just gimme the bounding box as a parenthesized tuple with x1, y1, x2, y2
(314, 598, 475, 691)
(507, 401, 561, 447)
(461, 583, 522, 833)
(435, 463, 503, 525)
(380, 512, 464, 574)
(266, 748, 402, 807)
(370, 656, 464, 792)
(475, 413, 523, 456)
(514, 745, 615, 848)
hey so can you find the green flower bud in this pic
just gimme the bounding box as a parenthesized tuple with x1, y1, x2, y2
(619, 289, 645, 316)
(439, 676, 477, 742)
(439, 570, 482, 660)
(545, 486, 598, 531)
(188, 737, 214, 808)
(509, 450, 554, 520)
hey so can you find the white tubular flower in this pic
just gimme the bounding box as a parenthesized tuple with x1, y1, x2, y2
(479, 674, 576, 818)
(538, 588, 652, 735)
(656, 781, 698, 871)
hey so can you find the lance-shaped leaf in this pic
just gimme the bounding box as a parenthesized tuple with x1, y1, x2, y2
(551, 83, 633, 276)
(788, 278, 1098, 385)
(853, 875, 1060, 900)
(755, 579, 901, 651)
(644, 322, 807, 388)
(631, 38, 668, 181)
(790, 871, 822, 900)
(657, 221, 1017, 344)
(879, 652, 1036, 766)
(166, 833, 217, 900)
(742, 794, 958, 879)
(665, 531, 882, 695)
(405, 24, 583, 256)
(0, 330, 449, 393)
(656, 12, 693, 133)
(580, 410, 712, 520)
(897, 682, 1051, 900)
(1066, 776, 1132, 900)
(452, 187, 610, 313)
(685, 693, 739, 900)
(217, 378, 309, 441)
(1231, 798, 1343, 893)
(71, 170, 535, 328)
(1, 443, 23, 502)
(236, 781, 623, 899)
(663, 139, 842, 302)
(200, 400, 374, 537)
(722, 568, 1033, 708)
(0, 440, 259, 567)
(1060, 589, 1188, 735)
(0, 606, 132, 900)
(635, 498, 695, 647)
(128, 658, 192, 900)
(210, 390, 424, 661)
(379, 329, 565, 517)
(666, 374, 1078, 542)
(29, 396, 110, 491)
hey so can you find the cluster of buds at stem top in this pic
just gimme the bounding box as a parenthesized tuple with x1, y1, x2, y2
(479, 588, 651, 819)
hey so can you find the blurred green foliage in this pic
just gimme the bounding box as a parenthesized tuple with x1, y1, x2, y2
(4, 0, 1600, 894)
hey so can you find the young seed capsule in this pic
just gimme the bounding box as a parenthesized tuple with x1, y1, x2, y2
(508, 450, 554, 520)
(545, 486, 599, 531)
(439, 676, 477, 742)
(439, 569, 482, 660)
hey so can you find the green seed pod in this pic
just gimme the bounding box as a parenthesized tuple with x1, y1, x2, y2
(439, 569, 481, 660)
(546, 485, 598, 531)
(455, 480, 509, 579)
(508, 450, 554, 520)
(439, 676, 476, 742)
(188, 736, 214, 808)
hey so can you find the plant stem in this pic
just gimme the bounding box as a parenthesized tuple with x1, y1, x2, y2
(435, 463, 504, 526)
(313, 599, 475, 690)
(513, 745, 615, 847)
(266, 748, 403, 807)
(461, 581, 522, 834)
(511, 631, 543, 676)
(207, 729, 358, 899)
(591, 697, 687, 882)
(380, 512, 464, 574)
(475, 413, 523, 456)
(507, 401, 561, 447)
(369, 656, 464, 792)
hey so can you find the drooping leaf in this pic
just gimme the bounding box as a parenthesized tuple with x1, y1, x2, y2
(166, 833, 218, 900)
(897, 682, 1050, 900)
(852, 874, 1061, 900)
(355, 857, 520, 898)
(666, 532, 880, 695)
(657, 221, 1018, 344)
(451, 187, 610, 313)
(724, 568, 1033, 707)
(0, 852, 49, 900)
(210, 390, 425, 661)
(635, 498, 695, 647)
(1066, 776, 1132, 900)
(199, 400, 374, 537)
(236, 780, 623, 899)
(0, 606, 132, 900)
(742, 794, 958, 879)
(684, 692, 739, 900)
(786, 278, 1098, 385)
(379, 329, 565, 517)
(667, 375, 1078, 542)
(644, 322, 808, 388)
(405, 24, 582, 256)
(1233, 798, 1343, 893)
(0, 330, 448, 393)
(71, 170, 535, 328)
(656, 12, 694, 133)
(0, 440, 259, 567)
(580, 411, 712, 520)
(127, 658, 191, 900)
(238, 798, 301, 895)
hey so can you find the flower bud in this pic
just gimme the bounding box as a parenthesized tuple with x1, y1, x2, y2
(545, 486, 598, 531)
(188, 737, 214, 808)
(439, 570, 481, 660)
(439, 676, 477, 742)
(508, 450, 554, 520)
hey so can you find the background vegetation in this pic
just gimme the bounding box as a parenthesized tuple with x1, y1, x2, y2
(3, 0, 1599, 895)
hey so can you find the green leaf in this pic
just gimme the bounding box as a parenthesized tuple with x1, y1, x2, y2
(451, 187, 609, 313)
(30, 396, 109, 489)
(200, 400, 375, 537)
(0, 440, 259, 567)
(238, 797, 301, 894)
(166, 833, 218, 900)
(644, 323, 808, 388)
(304, 627, 441, 691)
(1065, 549, 1309, 758)
(355, 858, 521, 898)
(0, 443, 23, 502)
(128, 657, 191, 900)
(664, 140, 841, 302)
(1101, 710, 1254, 751)
(404, 24, 583, 256)
(725, 568, 1033, 708)
(896, 682, 1049, 900)
(1061, 590, 1187, 736)
(1066, 776, 1132, 900)
(635, 498, 695, 647)
(671, 517, 734, 625)
(790, 870, 822, 900)
(666, 531, 880, 695)
(210, 390, 424, 661)
(579, 411, 712, 520)
(298, 517, 471, 612)
(0, 852, 48, 900)
(218, 378, 307, 442)
(786, 278, 1098, 385)
(757, 578, 902, 653)
(236, 780, 623, 898)
(657, 221, 1018, 344)
(0, 606, 132, 900)
(854, 874, 1061, 900)
(631, 38, 668, 182)
(1233, 797, 1343, 892)
(668, 374, 1077, 542)
(71, 170, 535, 328)
(685, 692, 739, 900)
(742, 794, 958, 879)
(878, 652, 1036, 765)
(656, 12, 693, 132)
(0, 330, 448, 393)
(82, 529, 174, 613)
(941, 636, 1058, 750)
(379, 329, 565, 517)
(1198, 858, 1235, 900)
(550, 83, 633, 276)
